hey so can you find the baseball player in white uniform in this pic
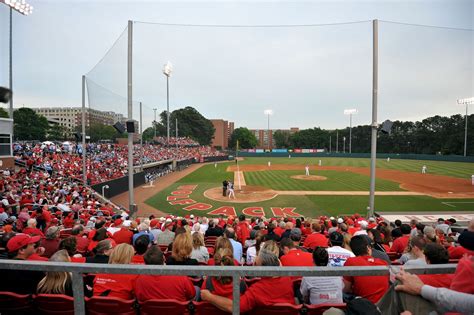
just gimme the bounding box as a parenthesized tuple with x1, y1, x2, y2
(305, 165, 310, 176)
(422, 165, 427, 174)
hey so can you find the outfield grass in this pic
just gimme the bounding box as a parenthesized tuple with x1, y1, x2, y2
(244, 170, 402, 191)
(239, 157, 474, 179)
(144, 160, 474, 217)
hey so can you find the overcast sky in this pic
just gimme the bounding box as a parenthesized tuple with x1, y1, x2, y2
(0, 0, 473, 130)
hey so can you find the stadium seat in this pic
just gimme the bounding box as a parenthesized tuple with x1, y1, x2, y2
(158, 244, 169, 252)
(139, 299, 191, 315)
(249, 303, 302, 314)
(0, 291, 33, 314)
(86, 296, 136, 315)
(192, 301, 229, 315)
(304, 303, 347, 315)
(35, 294, 75, 315)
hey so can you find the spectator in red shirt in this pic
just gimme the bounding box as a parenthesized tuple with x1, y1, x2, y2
(93, 243, 137, 299)
(135, 245, 196, 302)
(112, 221, 134, 245)
(201, 249, 295, 313)
(71, 225, 90, 254)
(343, 235, 389, 304)
(40, 226, 60, 258)
(236, 214, 250, 245)
(131, 234, 150, 264)
(390, 224, 411, 254)
(303, 222, 328, 249)
(22, 218, 45, 237)
(280, 237, 314, 267)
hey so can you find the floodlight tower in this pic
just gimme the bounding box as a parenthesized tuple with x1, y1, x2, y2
(1, 0, 34, 118)
(344, 109, 358, 154)
(457, 97, 474, 157)
(264, 109, 273, 150)
(163, 61, 173, 146)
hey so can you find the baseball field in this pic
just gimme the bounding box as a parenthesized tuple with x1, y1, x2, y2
(138, 157, 474, 218)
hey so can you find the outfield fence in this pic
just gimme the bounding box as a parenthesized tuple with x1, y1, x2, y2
(0, 260, 457, 315)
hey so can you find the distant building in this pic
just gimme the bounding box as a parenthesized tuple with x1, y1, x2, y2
(250, 128, 299, 149)
(33, 107, 125, 133)
(210, 119, 234, 149)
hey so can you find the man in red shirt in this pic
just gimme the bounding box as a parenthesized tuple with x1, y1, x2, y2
(71, 225, 90, 253)
(22, 218, 45, 237)
(390, 224, 411, 254)
(112, 221, 134, 245)
(236, 214, 250, 245)
(201, 249, 295, 313)
(280, 237, 314, 267)
(343, 235, 389, 304)
(135, 245, 196, 302)
(303, 222, 328, 249)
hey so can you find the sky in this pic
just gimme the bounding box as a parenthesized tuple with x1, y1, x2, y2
(0, 0, 473, 130)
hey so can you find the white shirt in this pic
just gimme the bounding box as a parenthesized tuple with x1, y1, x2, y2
(300, 276, 344, 305)
(327, 246, 355, 267)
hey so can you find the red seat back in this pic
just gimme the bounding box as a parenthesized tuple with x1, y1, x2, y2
(249, 303, 302, 315)
(193, 301, 229, 315)
(86, 296, 136, 315)
(305, 303, 347, 315)
(35, 294, 74, 315)
(139, 299, 190, 315)
(0, 291, 33, 313)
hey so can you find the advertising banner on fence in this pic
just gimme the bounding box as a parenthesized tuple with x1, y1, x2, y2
(272, 149, 288, 153)
(256, 149, 264, 153)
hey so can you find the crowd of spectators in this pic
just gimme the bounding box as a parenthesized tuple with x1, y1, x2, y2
(13, 138, 226, 185)
(154, 136, 200, 147)
(0, 200, 472, 314)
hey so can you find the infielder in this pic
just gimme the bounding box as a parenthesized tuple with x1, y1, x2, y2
(387, 157, 390, 162)
(318, 160, 322, 166)
(268, 161, 271, 167)
(422, 165, 427, 174)
(471, 175, 474, 186)
(305, 165, 310, 176)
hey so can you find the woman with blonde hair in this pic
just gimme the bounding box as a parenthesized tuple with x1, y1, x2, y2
(166, 233, 198, 265)
(190, 232, 209, 264)
(93, 243, 137, 299)
(37, 250, 73, 296)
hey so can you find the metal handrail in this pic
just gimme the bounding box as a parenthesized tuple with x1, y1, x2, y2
(0, 260, 457, 315)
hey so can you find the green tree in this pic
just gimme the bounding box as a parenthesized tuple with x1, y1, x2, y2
(47, 124, 69, 141)
(273, 130, 291, 148)
(229, 127, 257, 149)
(0, 107, 9, 118)
(158, 106, 215, 145)
(89, 123, 120, 142)
(13, 108, 49, 141)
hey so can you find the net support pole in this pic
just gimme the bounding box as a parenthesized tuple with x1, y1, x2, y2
(140, 101, 143, 171)
(167, 76, 170, 145)
(349, 113, 352, 154)
(464, 103, 468, 157)
(336, 130, 338, 153)
(127, 20, 136, 217)
(175, 118, 178, 150)
(368, 19, 379, 217)
(82, 75, 87, 185)
(9, 7, 13, 118)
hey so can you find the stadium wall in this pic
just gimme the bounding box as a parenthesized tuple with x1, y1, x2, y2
(237, 152, 474, 162)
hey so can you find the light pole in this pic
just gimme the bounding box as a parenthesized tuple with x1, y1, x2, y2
(163, 61, 173, 146)
(152, 108, 157, 140)
(336, 130, 339, 153)
(457, 97, 474, 157)
(102, 185, 109, 198)
(264, 109, 273, 150)
(1, 0, 34, 118)
(343, 136, 346, 153)
(329, 135, 332, 153)
(344, 108, 358, 154)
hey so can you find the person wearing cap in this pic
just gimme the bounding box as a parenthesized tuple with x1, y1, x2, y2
(303, 222, 328, 249)
(353, 220, 369, 236)
(280, 237, 313, 267)
(327, 231, 355, 267)
(435, 218, 452, 236)
(0, 234, 45, 294)
(71, 224, 91, 253)
(132, 223, 155, 245)
(156, 220, 175, 246)
(107, 218, 123, 236)
(149, 219, 163, 240)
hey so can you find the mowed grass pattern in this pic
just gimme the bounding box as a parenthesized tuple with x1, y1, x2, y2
(239, 157, 474, 179)
(244, 170, 402, 191)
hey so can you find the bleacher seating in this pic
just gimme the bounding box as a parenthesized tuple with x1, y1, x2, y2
(86, 296, 136, 315)
(35, 294, 75, 315)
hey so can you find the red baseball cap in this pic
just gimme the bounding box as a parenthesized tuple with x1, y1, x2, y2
(150, 219, 159, 228)
(7, 234, 41, 253)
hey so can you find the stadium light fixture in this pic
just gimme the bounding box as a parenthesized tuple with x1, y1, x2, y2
(264, 109, 273, 150)
(457, 97, 474, 157)
(1, 0, 33, 120)
(162, 61, 173, 146)
(344, 108, 358, 154)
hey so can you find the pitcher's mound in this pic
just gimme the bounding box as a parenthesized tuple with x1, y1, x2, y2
(204, 186, 278, 203)
(291, 175, 327, 181)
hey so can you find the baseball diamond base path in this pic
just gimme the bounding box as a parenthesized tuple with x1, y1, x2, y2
(234, 170, 246, 186)
(110, 163, 205, 217)
(227, 164, 474, 198)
